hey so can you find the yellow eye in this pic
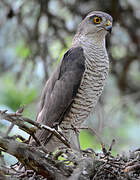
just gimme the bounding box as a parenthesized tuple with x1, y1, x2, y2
(93, 17, 102, 24)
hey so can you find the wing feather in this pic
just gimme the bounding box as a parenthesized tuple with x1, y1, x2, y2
(31, 47, 85, 145)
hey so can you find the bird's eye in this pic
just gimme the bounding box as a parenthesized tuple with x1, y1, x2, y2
(93, 17, 102, 24)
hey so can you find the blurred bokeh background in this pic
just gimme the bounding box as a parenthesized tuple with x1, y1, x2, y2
(0, 0, 140, 164)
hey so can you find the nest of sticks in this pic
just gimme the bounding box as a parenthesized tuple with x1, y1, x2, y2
(0, 109, 140, 180)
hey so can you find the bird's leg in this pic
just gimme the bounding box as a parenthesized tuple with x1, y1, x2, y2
(76, 133, 81, 151)
(71, 124, 81, 151)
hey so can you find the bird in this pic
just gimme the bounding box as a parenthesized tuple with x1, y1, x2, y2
(30, 11, 113, 152)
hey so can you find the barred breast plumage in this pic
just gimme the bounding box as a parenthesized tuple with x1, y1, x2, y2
(61, 44, 109, 132)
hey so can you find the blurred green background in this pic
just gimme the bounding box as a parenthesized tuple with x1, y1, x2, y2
(0, 0, 140, 165)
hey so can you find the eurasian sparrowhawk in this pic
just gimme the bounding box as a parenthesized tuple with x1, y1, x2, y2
(30, 11, 113, 151)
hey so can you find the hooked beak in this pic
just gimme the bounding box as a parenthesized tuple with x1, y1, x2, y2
(105, 20, 112, 33)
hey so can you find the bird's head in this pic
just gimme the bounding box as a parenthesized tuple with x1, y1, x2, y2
(78, 11, 113, 38)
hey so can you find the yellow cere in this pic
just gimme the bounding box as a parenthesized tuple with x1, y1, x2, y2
(93, 17, 102, 24)
(106, 20, 111, 26)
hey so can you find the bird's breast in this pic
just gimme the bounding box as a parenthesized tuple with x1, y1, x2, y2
(62, 50, 109, 129)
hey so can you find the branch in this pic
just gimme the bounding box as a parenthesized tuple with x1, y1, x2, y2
(0, 110, 70, 148)
(0, 135, 71, 180)
(1, 110, 140, 179)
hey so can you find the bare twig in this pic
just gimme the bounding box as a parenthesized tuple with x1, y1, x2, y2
(124, 164, 140, 173)
(0, 110, 70, 148)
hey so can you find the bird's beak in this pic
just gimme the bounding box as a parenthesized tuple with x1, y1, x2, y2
(105, 20, 112, 33)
